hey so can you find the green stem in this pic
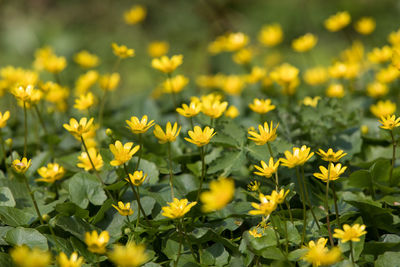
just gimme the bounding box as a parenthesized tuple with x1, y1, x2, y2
(285, 200, 294, 224)
(23, 101, 28, 157)
(296, 167, 307, 245)
(23, 174, 44, 225)
(332, 182, 340, 227)
(279, 204, 290, 254)
(270, 216, 285, 256)
(135, 134, 143, 171)
(325, 164, 334, 247)
(390, 130, 396, 186)
(181, 219, 199, 262)
(0, 130, 9, 173)
(33, 105, 48, 135)
(167, 142, 175, 199)
(196, 146, 206, 202)
(98, 90, 108, 127)
(267, 142, 279, 190)
(350, 240, 355, 265)
(301, 166, 320, 230)
(136, 186, 141, 229)
(175, 221, 182, 267)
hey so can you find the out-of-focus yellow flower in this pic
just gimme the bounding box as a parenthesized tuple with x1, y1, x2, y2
(328, 62, 347, 79)
(162, 198, 197, 219)
(361, 125, 369, 135)
(249, 193, 277, 216)
(248, 181, 260, 192)
(343, 62, 361, 80)
(36, 163, 65, 183)
(0, 110, 10, 128)
(0, 66, 39, 89)
(221, 75, 246, 95)
(292, 33, 318, 52)
(126, 115, 155, 134)
(388, 29, 400, 46)
(303, 67, 328, 86)
(301, 238, 342, 267)
(316, 148, 347, 162)
(74, 92, 96, 111)
(247, 66, 267, 84)
(33, 46, 54, 71)
(112, 43, 135, 59)
(123, 5, 146, 25)
(341, 41, 364, 63)
(368, 46, 392, 64)
(109, 141, 140, 166)
(148, 41, 169, 58)
(232, 48, 253, 65)
(112, 201, 134, 216)
(152, 55, 183, 74)
(376, 65, 399, 84)
(57, 252, 84, 267)
(354, 17, 376, 35)
(63, 117, 94, 139)
(75, 70, 99, 95)
(248, 228, 262, 238)
(74, 50, 99, 68)
(249, 98, 275, 114)
(77, 148, 103, 171)
(12, 157, 31, 174)
(270, 63, 299, 94)
(185, 126, 216, 147)
(370, 100, 396, 118)
(44, 83, 69, 111)
(324, 11, 351, 32)
(302, 96, 320, 107)
(196, 74, 225, 89)
(333, 224, 367, 243)
(126, 170, 147, 186)
(200, 94, 228, 118)
(85, 230, 109, 254)
(12, 85, 42, 104)
(99, 73, 120, 91)
(367, 81, 389, 98)
(392, 48, 400, 70)
(313, 163, 347, 182)
(225, 32, 249, 52)
(108, 242, 148, 267)
(248, 121, 278, 145)
(258, 23, 283, 47)
(254, 157, 279, 178)
(153, 122, 181, 143)
(10, 245, 52, 267)
(43, 55, 67, 74)
(379, 115, 400, 130)
(225, 105, 239, 118)
(177, 102, 201, 118)
(200, 177, 234, 212)
(280, 145, 314, 168)
(163, 75, 189, 93)
(326, 83, 345, 98)
(267, 189, 289, 204)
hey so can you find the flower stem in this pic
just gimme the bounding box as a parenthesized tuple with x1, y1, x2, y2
(0, 130, 9, 173)
(285, 200, 294, 224)
(279, 204, 290, 254)
(33, 105, 48, 135)
(22, 174, 44, 225)
(267, 142, 279, 190)
(135, 186, 141, 229)
(332, 182, 340, 227)
(325, 163, 334, 247)
(23, 101, 28, 157)
(175, 222, 182, 267)
(181, 219, 199, 262)
(270, 216, 285, 256)
(390, 130, 396, 186)
(301, 166, 320, 230)
(135, 133, 143, 171)
(196, 146, 206, 202)
(167, 142, 175, 199)
(296, 166, 307, 245)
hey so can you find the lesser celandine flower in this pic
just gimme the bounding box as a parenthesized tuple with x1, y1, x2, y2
(225, 105, 239, 119)
(370, 100, 396, 118)
(0, 110, 10, 128)
(126, 170, 147, 186)
(200, 177, 234, 212)
(379, 115, 400, 130)
(112, 43, 135, 59)
(162, 74, 189, 93)
(153, 122, 181, 143)
(333, 224, 367, 242)
(176, 102, 201, 118)
(75, 70, 99, 95)
(280, 145, 314, 168)
(233, 48, 253, 65)
(36, 163, 65, 183)
(314, 163, 347, 182)
(249, 98, 275, 114)
(148, 41, 169, 58)
(77, 148, 104, 171)
(303, 67, 328, 86)
(99, 73, 120, 91)
(270, 63, 299, 87)
(267, 189, 290, 204)
(123, 5, 146, 25)
(57, 252, 84, 267)
(248, 228, 262, 238)
(302, 96, 321, 107)
(249, 193, 277, 216)
(224, 32, 249, 52)
(324, 11, 351, 32)
(63, 117, 94, 139)
(108, 242, 148, 267)
(301, 238, 342, 267)
(12, 157, 31, 174)
(248, 181, 260, 192)
(113, 201, 134, 216)
(292, 33, 318, 52)
(12, 85, 41, 103)
(328, 61, 347, 79)
(367, 81, 388, 98)
(109, 141, 140, 166)
(388, 29, 400, 46)
(368, 46, 392, 64)
(73, 50, 99, 68)
(85, 230, 110, 254)
(162, 198, 197, 219)
(43, 54, 67, 73)
(316, 148, 347, 162)
(126, 115, 155, 134)
(10, 245, 52, 267)
(74, 92, 96, 111)
(247, 66, 266, 84)
(200, 94, 228, 118)
(248, 122, 278, 146)
(254, 158, 279, 178)
(151, 55, 183, 74)
(326, 83, 345, 98)
(221, 75, 246, 95)
(185, 126, 216, 147)
(375, 65, 399, 84)
(354, 17, 376, 35)
(392, 48, 400, 70)
(258, 23, 283, 47)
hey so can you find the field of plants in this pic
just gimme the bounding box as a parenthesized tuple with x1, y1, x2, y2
(1, 0, 400, 266)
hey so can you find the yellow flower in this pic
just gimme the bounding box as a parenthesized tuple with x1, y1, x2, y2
(74, 92, 96, 111)
(43, 55, 67, 73)
(316, 148, 347, 162)
(247, 181, 260, 192)
(10, 245, 52, 267)
(176, 102, 201, 118)
(247, 66, 267, 84)
(77, 148, 103, 171)
(249, 193, 277, 216)
(109, 141, 140, 166)
(341, 41, 364, 63)
(163, 75, 189, 93)
(112, 43, 135, 59)
(162, 198, 197, 219)
(367, 81, 389, 98)
(249, 98, 275, 114)
(57, 252, 84, 267)
(153, 122, 181, 144)
(12, 85, 42, 104)
(224, 32, 249, 52)
(200, 94, 228, 119)
(248, 121, 279, 146)
(370, 100, 396, 118)
(36, 163, 65, 183)
(233, 48, 253, 65)
(270, 63, 299, 87)
(200, 177, 234, 212)
(33, 46, 54, 71)
(324, 11, 351, 32)
(73, 50, 99, 68)
(267, 189, 289, 204)
(0, 110, 10, 128)
(354, 17, 376, 35)
(313, 163, 347, 182)
(379, 115, 400, 130)
(254, 157, 279, 178)
(326, 83, 345, 98)
(302, 96, 321, 107)
(248, 228, 262, 238)
(123, 5, 146, 25)
(85, 230, 109, 254)
(280, 145, 314, 168)
(303, 67, 328, 86)
(333, 224, 367, 243)
(148, 41, 169, 58)
(361, 125, 369, 135)
(388, 29, 400, 46)
(112, 201, 134, 216)
(63, 117, 94, 139)
(225, 105, 240, 119)
(12, 157, 32, 174)
(185, 126, 216, 147)
(108, 242, 148, 267)
(292, 33, 318, 52)
(376, 65, 399, 84)
(221, 75, 246, 95)
(258, 23, 283, 47)
(44, 83, 69, 111)
(75, 70, 99, 95)
(99, 73, 120, 91)
(126, 170, 147, 186)
(392, 48, 400, 70)
(368, 46, 392, 64)
(328, 61, 347, 79)
(301, 238, 342, 267)
(196, 74, 225, 88)
(151, 55, 183, 74)
(126, 115, 155, 134)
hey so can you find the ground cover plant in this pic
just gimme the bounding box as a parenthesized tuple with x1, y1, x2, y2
(1, 0, 400, 266)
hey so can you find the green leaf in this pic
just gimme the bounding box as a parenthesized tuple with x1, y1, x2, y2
(0, 253, 12, 266)
(174, 174, 199, 196)
(207, 150, 246, 176)
(0, 186, 15, 207)
(68, 172, 107, 208)
(375, 251, 400, 267)
(0, 207, 35, 227)
(0, 226, 13, 245)
(55, 202, 90, 219)
(54, 215, 94, 241)
(5, 227, 48, 250)
(207, 243, 229, 266)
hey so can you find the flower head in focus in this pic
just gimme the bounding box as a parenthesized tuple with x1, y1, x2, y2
(126, 115, 155, 134)
(153, 122, 181, 144)
(248, 121, 279, 145)
(36, 163, 65, 183)
(249, 98, 275, 114)
(333, 224, 367, 243)
(316, 148, 347, 162)
(63, 117, 94, 139)
(313, 163, 347, 182)
(249, 193, 277, 216)
(185, 126, 216, 147)
(152, 55, 183, 74)
(200, 94, 228, 118)
(248, 181, 260, 192)
(126, 170, 147, 186)
(112, 43, 135, 59)
(176, 101, 201, 118)
(85, 230, 109, 254)
(280, 145, 314, 168)
(12, 157, 32, 174)
(108, 242, 148, 267)
(112, 201, 134, 216)
(77, 148, 103, 171)
(254, 157, 279, 178)
(200, 177, 234, 212)
(123, 5, 146, 25)
(379, 115, 400, 130)
(267, 189, 289, 204)
(162, 198, 197, 219)
(109, 141, 140, 166)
